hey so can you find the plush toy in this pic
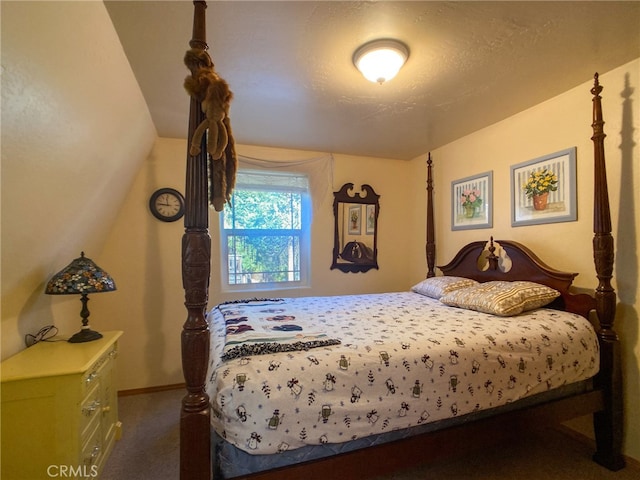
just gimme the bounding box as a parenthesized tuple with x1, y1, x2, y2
(183, 48, 233, 159)
(210, 117, 237, 211)
(183, 48, 238, 211)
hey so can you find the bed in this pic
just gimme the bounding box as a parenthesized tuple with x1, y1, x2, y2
(178, 2, 624, 479)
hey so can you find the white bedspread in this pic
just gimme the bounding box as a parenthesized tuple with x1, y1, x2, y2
(206, 292, 599, 455)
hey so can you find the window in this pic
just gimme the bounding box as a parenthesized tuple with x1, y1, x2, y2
(220, 170, 311, 291)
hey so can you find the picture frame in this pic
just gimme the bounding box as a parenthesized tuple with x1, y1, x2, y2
(348, 205, 361, 235)
(451, 171, 493, 231)
(510, 147, 577, 227)
(366, 204, 375, 234)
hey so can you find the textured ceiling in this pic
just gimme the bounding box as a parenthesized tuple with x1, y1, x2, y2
(106, 1, 640, 160)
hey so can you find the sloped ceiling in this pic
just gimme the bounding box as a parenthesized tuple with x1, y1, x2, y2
(105, 1, 640, 160)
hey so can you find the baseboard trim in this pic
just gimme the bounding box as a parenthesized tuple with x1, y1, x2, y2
(555, 424, 640, 470)
(118, 383, 186, 397)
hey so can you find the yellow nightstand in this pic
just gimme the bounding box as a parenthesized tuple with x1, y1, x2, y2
(1, 331, 123, 480)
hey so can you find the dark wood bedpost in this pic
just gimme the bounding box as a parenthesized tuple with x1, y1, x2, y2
(181, 2, 212, 479)
(590, 73, 625, 471)
(426, 153, 436, 277)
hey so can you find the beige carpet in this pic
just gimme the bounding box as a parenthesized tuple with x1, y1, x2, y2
(102, 388, 638, 480)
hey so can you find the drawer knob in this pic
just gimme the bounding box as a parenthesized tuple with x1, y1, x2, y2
(82, 400, 101, 416)
(102, 405, 111, 414)
(85, 373, 98, 386)
(84, 445, 101, 466)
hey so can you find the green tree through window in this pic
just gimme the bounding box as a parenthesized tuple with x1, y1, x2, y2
(221, 171, 310, 289)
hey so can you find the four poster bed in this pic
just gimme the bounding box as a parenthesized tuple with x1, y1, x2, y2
(179, 2, 624, 479)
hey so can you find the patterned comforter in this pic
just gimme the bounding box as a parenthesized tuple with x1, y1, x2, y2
(206, 292, 599, 455)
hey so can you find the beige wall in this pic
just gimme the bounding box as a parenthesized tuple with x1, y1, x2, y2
(411, 60, 640, 462)
(1, 1, 156, 359)
(96, 139, 417, 390)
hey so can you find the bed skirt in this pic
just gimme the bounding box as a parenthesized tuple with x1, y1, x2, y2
(211, 378, 593, 478)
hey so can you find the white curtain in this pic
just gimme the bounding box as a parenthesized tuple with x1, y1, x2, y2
(236, 154, 334, 213)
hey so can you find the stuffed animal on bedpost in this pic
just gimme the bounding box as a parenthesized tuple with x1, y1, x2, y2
(183, 48, 238, 212)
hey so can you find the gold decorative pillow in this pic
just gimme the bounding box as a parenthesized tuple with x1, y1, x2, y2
(439, 281, 560, 316)
(411, 276, 479, 299)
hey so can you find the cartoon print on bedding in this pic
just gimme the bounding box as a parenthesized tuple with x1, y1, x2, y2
(207, 293, 599, 455)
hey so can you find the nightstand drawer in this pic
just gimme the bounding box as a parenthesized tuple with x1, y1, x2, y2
(82, 342, 117, 397)
(81, 421, 103, 473)
(80, 383, 101, 439)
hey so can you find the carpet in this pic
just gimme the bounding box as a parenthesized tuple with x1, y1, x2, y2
(102, 387, 638, 480)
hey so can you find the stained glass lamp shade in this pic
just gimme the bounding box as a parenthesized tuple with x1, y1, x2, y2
(45, 252, 116, 343)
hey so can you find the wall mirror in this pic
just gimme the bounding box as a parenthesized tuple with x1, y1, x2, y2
(331, 183, 380, 273)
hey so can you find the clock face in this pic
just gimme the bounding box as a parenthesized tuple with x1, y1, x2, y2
(149, 188, 185, 222)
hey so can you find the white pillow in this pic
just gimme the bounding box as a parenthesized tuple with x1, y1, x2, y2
(439, 280, 560, 316)
(411, 276, 479, 299)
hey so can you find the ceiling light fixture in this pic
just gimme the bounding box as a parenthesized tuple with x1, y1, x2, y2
(353, 39, 409, 85)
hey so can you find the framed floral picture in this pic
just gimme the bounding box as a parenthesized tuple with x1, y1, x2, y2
(510, 147, 577, 226)
(366, 204, 375, 234)
(451, 171, 493, 230)
(348, 205, 361, 235)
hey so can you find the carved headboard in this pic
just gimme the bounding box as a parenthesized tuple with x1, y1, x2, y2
(438, 238, 596, 318)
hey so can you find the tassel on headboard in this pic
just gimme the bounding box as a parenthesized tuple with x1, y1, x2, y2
(183, 48, 238, 211)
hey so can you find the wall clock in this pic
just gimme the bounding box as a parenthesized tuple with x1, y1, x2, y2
(149, 188, 185, 222)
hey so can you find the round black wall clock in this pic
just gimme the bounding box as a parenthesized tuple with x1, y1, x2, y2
(149, 188, 185, 222)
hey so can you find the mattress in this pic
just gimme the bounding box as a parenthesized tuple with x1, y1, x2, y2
(211, 379, 593, 478)
(206, 292, 599, 459)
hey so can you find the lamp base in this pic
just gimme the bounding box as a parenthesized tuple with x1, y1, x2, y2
(68, 327, 103, 343)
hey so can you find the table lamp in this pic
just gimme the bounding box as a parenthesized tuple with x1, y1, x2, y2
(45, 252, 116, 343)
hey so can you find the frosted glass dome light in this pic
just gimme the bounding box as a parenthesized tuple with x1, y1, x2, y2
(353, 39, 409, 84)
